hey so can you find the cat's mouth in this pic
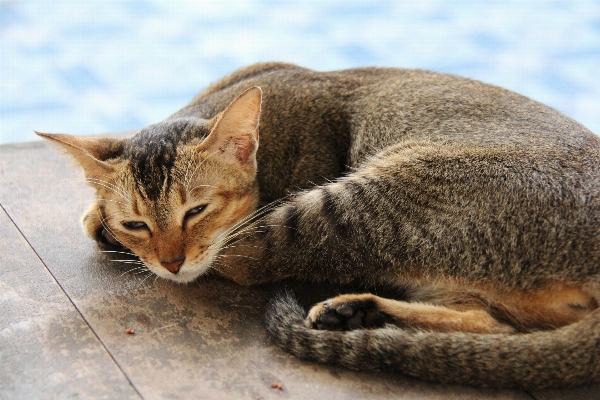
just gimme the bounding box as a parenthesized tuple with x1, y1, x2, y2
(144, 249, 218, 283)
(147, 261, 210, 283)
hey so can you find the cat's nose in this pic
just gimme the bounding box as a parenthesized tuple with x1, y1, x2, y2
(161, 257, 185, 274)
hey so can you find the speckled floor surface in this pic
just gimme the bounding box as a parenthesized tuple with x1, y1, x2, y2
(1, 137, 600, 399)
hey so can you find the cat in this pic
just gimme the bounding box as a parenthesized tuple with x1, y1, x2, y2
(38, 62, 600, 389)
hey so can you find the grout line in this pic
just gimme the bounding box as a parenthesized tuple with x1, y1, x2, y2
(523, 389, 539, 400)
(0, 202, 145, 400)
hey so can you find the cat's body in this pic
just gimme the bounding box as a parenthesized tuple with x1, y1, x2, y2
(39, 62, 600, 388)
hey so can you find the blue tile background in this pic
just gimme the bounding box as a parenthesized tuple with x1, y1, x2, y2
(1, 0, 599, 144)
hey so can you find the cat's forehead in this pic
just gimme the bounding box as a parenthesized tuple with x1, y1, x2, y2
(126, 117, 211, 150)
(122, 117, 211, 201)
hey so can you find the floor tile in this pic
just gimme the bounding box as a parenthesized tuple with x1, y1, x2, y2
(0, 206, 140, 399)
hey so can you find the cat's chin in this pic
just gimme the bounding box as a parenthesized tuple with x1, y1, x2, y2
(149, 264, 210, 284)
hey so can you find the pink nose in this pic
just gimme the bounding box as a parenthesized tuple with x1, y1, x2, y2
(160, 258, 185, 274)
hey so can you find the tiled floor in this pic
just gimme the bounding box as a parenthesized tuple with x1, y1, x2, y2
(1, 137, 599, 399)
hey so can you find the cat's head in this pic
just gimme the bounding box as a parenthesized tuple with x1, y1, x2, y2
(38, 87, 262, 283)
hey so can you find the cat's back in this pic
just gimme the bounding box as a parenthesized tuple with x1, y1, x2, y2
(178, 63, 599, 200)
(188, 62, 598, 152)
(336, 67, 598, 166)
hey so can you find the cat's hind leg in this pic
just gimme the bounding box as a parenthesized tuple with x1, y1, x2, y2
(306, 293, 515, 334)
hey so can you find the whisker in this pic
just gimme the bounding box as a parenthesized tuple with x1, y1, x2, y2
(212, 229, 270, 253)
(209, 259, 235, 274)
(212, 196, 288, 244)
(71, 199, 129, 210)
(97, 198, 131, 208)
(93, 177, 131, 199)
(120, 266, 148, 277)
(211, 229, 260, 250)
(218, 243, 268, 252)
(86, 178, 131, 202)
(111, 259, 144, 264)
(217, 224, 293, 249)
(137, 272, 154, 288)
(98, 209, 128, 249)
(102, 250, 136, 256)
(217, 254, 258, 261)
(188, 184, 217, 192)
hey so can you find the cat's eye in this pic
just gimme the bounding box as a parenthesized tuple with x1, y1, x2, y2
(184, 205, 207, 222)
(122, 221, 148, 230)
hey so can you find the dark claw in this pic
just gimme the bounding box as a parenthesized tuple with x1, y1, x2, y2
(315, 302, 367, 331)
(347, 315, 363, 330)
(336, 303, 355, 317)
(320, 312, 342, 325)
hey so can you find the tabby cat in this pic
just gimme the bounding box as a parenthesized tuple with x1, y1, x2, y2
(38, 62, 600, 389)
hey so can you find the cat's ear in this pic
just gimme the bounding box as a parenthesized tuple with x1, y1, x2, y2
(36, 132, 122, 178)
(202, 87, 262, 165)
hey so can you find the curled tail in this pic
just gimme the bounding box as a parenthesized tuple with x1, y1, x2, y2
(263, 291, 600, 389)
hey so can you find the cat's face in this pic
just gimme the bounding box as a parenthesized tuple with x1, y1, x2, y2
(91, 143, 259, 282)
(38, 87, 262, 283)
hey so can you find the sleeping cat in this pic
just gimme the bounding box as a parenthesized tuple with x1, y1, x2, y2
(38, 62, 600, 389)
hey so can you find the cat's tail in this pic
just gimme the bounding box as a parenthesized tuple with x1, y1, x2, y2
(263, 291, 600, 389)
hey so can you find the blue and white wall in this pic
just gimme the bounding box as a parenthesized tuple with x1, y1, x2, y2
(1, 0, 599, 143)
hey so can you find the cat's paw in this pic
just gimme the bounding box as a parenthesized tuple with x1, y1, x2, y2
(82, 205, 124, 249)
(97, 227, 123, 249)
(305, 294, 386, 331)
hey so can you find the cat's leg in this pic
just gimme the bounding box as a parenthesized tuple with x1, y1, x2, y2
(306, 293, 515, 334)
(81, 205, 123, 249)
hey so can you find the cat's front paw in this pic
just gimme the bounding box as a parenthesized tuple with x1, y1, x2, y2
(82, 205, 124, 249)
(305, 294, 386, 331)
